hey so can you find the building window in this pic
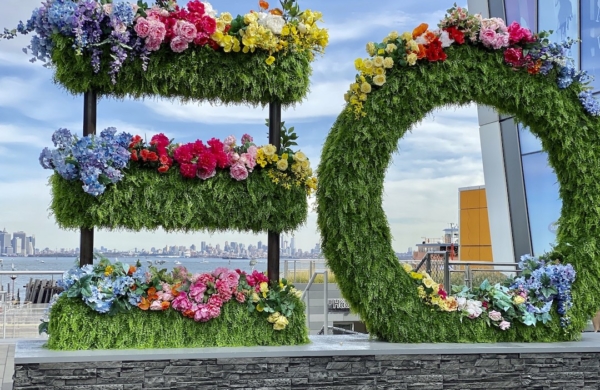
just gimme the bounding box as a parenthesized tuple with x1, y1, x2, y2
(581, 0, 600, 92)
(505, 0, 537, 31)
(539, 0, 580, 69)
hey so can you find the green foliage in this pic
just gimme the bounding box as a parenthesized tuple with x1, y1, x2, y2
(317, 43, 600, 342)
(264, 119, 299, 153)
(50, 165, 308, 233)
(50, 34, 311, 105)
(47, 295, 309, 350)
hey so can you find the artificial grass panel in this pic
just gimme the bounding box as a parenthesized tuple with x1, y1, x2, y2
(317, 43, 600, 342)
(50, 167, 308, 233)
(51, 35, 311, 106)
(47, 295, 309, 350)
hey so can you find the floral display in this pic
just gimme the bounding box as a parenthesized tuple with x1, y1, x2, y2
(39, 127, 132, 196)
(41, 128, 317, 196)
(44, 259, 303, 333)
(3, 0, 328, 83)
(403, 254, 576, 331)
(345, 5, 599, 118)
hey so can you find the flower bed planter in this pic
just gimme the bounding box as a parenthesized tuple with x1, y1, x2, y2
(51, 35, 312, 105)
(47, 296, 308, 350)
(50, 166, 308, 233)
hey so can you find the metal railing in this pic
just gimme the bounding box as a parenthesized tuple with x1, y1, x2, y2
(414, 252, 521, 289)
(300, 270, 329, 335)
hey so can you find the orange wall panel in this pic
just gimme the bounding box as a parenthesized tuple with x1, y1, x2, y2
(460, 209, 480, 246)
(479, 188, 487, 208)
(479, 208, 491, 246)
(479, 246, 493, 262)
(460, 246, 480, 261)
(459, 188, 493, 262)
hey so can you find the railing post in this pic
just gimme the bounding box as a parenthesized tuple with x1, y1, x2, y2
(267, 101, 281, 284)
(80, 90, 97, 267)
(426, 253, 432, 275)
(323, 271, 328, 335)
(444, 251, 450, 292)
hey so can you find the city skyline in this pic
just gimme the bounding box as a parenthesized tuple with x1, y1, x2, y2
(0, 0, 483, 254)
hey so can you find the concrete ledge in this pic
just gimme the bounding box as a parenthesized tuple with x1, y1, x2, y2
(15, 333, 600, 364)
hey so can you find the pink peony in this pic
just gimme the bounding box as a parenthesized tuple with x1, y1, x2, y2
(223, 135, 236, 153)
(194, 31, 210, 46)
(215, 279, 233, 301)
(488, 310, 502, 322)
(241, 134, 253, 144)
(148, 21, 167, 42)
(207, 304, 221, 319)
(479, 28, 509, 50)
(219, 269, 240, 288)
(212, 267, 230, 277)
(235, 291, 246, 303)
(145, 36, 162, 52)
(179, 163, 196, 179)
(241, 152, 256, 171)
(230, 162, 249, 181)
(499, 320, 511, 330)
(198, 273, 215, 285)
(175, 20, 197, 42)
(189, 281, 207, 302)
(171, 292, 192, 312)
(504, 47, 523, 67)
(196, 167, 216, 180)
(507, 21, 533, 44)
(247, 145, 258, 159)
(194, 304, 211, 322)
(208, 294, 224, 308)
(170, 35, 189, 53)
(149, 300, 163, 311)
(198, 15, 217, 35)
(228, 152, 240, 165)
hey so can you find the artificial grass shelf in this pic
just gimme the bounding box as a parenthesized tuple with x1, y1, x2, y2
(51, 35, 312, 105)
(50, 167, 308, 233)
(47, 296, 309, 350)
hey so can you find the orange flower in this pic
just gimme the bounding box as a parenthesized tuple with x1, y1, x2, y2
(183, 309, 195, 318)
(147, 287, 158, 301)
(259, 0, 269, 10)
(158, 165, 169, 173)
(128, 265, 136, 276)
(422, 31, 437, 44)
(269, 8, 283, 15)
(171, 283, 181, 298)
(412, 23, 428, 38)
(138, 297, 150, 310)
(161, 301, 170, 310)
(415, 44, 427, 59)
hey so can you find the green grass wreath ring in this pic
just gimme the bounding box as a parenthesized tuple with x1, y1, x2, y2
(50, 167, 308, 233)
(51, 35, 311, 106)
(317, 43, 600, 342)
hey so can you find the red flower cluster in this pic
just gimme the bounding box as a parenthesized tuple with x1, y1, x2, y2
(425, 37, 447, 62)
(173, 138, 229, 179)
(238, 269, 269, 292)
(163, 0, 219, 49)
(129, 133, 173, 173)
(444, 26, 465, 45)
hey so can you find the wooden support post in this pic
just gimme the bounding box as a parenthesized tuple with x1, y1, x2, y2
(79, 90, 97, 267)
(267, 102, 282, 284)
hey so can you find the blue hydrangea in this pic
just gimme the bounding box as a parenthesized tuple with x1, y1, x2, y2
(112, 276, 134, 296)
(111, 1, 135, 27)
(579, 91, 600, 116)
(47, 0, 77, 36)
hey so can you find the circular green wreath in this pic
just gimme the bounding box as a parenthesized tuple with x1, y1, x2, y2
(317, 43, 600, 342)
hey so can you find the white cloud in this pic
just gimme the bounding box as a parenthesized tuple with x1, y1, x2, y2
(0, 123, 46, 147)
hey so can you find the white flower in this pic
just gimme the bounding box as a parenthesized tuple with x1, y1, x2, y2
(203, 1, 217, 18)
(465, 299, 483, 319)
(456, 297, 467, 310)
(257, 12, 286, 35)
(298, 23, 307, 34)
(437, 30, 454, 48)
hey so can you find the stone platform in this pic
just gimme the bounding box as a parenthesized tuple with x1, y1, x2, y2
(12, 333, 600, 389)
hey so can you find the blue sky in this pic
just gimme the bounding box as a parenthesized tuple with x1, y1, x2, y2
(0, 0, 483, 254)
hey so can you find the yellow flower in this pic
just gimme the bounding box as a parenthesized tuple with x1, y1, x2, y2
(257, 303, 264, 312)
(407, 39, 419, 53)
(360, 82, 372, 94)
(377, 48, 385, 55)
(388, 31, 399, 40)
(363, 59, 373, 70)
(277, 158, 288, 171)
(410, 271, 424, 280)
(350, 82, 360, 92)
(417, 286, 426, 298)
(373, 56, 385, 67)
(104, 265, 113, 276)
(281, 24, 290, 36)
(402, 263, 413, 273)
(375, 67, 385, 76)
(262, 144, 277, 157)
(267, 312, 281, 323)
(273, 315, 289, 330)
(366, 42, 376, 56)
(422, 277, 436, 289)
(252, 292, 260, 303)
(385, 43, 397, 53)
(513, 295, 526, 305)
(401, 31, 413, 41)
(359, 93, 367, 101)
(259, 282, 269, 293)
(265, 56, 276, 65)
(343, 92, 350, 102)
(244, 12, 258, 24)
(293, 151, 307, 162)
(373, 74, 386, 86)
(383, 57, 394, 69)
(354, 58, 364, 71)
(406, 53, 418, 66)
(220, 12, 233, 23)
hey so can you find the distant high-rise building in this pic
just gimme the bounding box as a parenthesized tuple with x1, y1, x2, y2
(190, 244, 196, 251)
(290, 236, 296, 253)
(12, 237, 22, 255)
(0, 229, 10, 254)
(13, 231, 26, 254)
(201, 241, 206, 252)
(257, 241, 262, 250)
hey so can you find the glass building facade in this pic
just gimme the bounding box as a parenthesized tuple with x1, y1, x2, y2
(469, 0, 600, 259)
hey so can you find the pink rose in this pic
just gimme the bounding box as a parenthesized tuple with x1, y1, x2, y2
(247, 145, 258, 159)
(504, 47, 523, 67)
(219, 269, 240, 288)
(212, 267, 230, 277)
(230, 162, 248, 181)
(208, 294, 224, 308)
(488, 310, 502, 322)
(492, 33, 509, 49)
(235, 291, 246, 303)
(134, 17, 151, 38)
(207, 304, 221, 319)
(507, 21, 534, 44)
(196, 167, 216, 180)
(170, 35, 189, 53)
(499, 320, 511, 330)
(228, 152, 240, 164)
(175, 20, 197, 42)
(194, 304, 211, 322)
(148, 21, 167, 43)
(149, 300, 163, 311)
(241, 152, 256, 171)
(171, 292, 192, 312)
(241, 134, 253, 144)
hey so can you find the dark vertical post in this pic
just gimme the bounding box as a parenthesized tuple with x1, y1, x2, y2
(267, 102, 282, 284)
(80, 90, 97, 267)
